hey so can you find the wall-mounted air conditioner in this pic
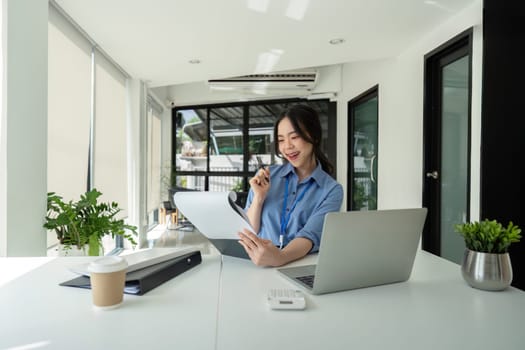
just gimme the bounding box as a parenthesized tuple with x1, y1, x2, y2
(207, 70, 318, 93)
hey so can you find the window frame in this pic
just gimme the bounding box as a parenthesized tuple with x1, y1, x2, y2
(171, 98, 337, 196)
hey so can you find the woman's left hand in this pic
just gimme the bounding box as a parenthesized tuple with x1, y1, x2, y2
(238, 229, 282, 267)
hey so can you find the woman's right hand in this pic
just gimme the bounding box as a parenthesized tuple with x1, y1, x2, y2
(249, 167, 270, 201)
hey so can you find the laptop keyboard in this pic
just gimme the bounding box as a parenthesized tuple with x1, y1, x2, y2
(295, 274, 315, 288)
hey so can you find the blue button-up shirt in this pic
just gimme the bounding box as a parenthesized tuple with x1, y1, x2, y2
(244, 162, 343, 252)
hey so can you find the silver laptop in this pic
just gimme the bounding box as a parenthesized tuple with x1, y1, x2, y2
(277, 208, 427, 295)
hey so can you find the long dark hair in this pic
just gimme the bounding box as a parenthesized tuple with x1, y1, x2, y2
(273, 104, 334, 176)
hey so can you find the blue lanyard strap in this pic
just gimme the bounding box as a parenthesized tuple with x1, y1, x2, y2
(280, 176, 314, 237)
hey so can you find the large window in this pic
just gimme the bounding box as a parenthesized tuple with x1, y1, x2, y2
(146, 98, 163, 228)
(47, 4, 130, 252)
(94, 55, 128, 217)
(48, 5, 91, 209)
(172, 99, 336, 206)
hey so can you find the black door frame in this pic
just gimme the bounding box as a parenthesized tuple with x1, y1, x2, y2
(422, 28, 473, 255)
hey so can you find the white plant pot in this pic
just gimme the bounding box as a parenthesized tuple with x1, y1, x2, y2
(57, 244, 88, 257)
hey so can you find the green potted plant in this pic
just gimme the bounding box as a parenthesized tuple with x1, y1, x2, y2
(44, 189, 138, 256)
(455, 219, 522, 291)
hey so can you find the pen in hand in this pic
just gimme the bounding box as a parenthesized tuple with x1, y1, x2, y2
(255, 156, 270, 183)
(260, 165, 270, 183)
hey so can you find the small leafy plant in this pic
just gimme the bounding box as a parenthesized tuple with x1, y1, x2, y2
(455, 219, 522, 254)
(44, 189, 138, 256)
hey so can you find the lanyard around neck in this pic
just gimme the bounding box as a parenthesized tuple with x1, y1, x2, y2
(280, 175, 313, 239)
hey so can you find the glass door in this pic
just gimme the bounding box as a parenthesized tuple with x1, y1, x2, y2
(347, 86, 378, 211)
(422, 31, 472, 264)
(439, 55, 470, 263)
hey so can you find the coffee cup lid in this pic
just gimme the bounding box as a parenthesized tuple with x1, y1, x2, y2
(88, 256, 128, 273)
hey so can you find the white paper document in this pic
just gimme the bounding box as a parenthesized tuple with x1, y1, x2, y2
(173, 191, 254, 239)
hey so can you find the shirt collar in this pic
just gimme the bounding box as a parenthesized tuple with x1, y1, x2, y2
(280, 161, 323, 186)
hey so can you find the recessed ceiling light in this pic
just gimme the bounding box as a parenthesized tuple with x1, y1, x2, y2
(189, 59, 201, 64)
(329, 38, 345, 45)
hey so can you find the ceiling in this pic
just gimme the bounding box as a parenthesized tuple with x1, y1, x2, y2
(53, 0, 476, 88)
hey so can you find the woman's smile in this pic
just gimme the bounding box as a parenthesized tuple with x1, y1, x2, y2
(285, 151, 300, 162)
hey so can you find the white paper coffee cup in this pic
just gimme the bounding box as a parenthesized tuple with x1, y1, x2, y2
(88, 256, 128, 310)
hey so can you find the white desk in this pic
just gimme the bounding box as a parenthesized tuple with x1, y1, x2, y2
(0, 255, 222, 350)
(1, 250, 524, 350)
(217, 251, 525, 349)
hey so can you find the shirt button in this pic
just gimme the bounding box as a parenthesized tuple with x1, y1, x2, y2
(292, 192, 296, 195)
(286, 208, 290, 211)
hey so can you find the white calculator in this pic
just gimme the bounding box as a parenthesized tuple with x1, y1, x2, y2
(267, 289, 306, 310)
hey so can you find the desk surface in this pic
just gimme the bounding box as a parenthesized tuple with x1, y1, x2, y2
(0, 254, 222, 350)
(1, 250, 524, 350)
(218, 251, 525, 350)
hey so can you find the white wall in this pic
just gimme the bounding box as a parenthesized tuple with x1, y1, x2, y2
(0, 0, 48, 256)
(334, 0, 482, 213)
(335, 59, 397, 208)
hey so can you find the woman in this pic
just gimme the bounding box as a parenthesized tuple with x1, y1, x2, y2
(238, 104, 343, 267)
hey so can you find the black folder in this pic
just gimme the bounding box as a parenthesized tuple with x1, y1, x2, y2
(209, 239, 249, 259)
(60, 250, 202, 295)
